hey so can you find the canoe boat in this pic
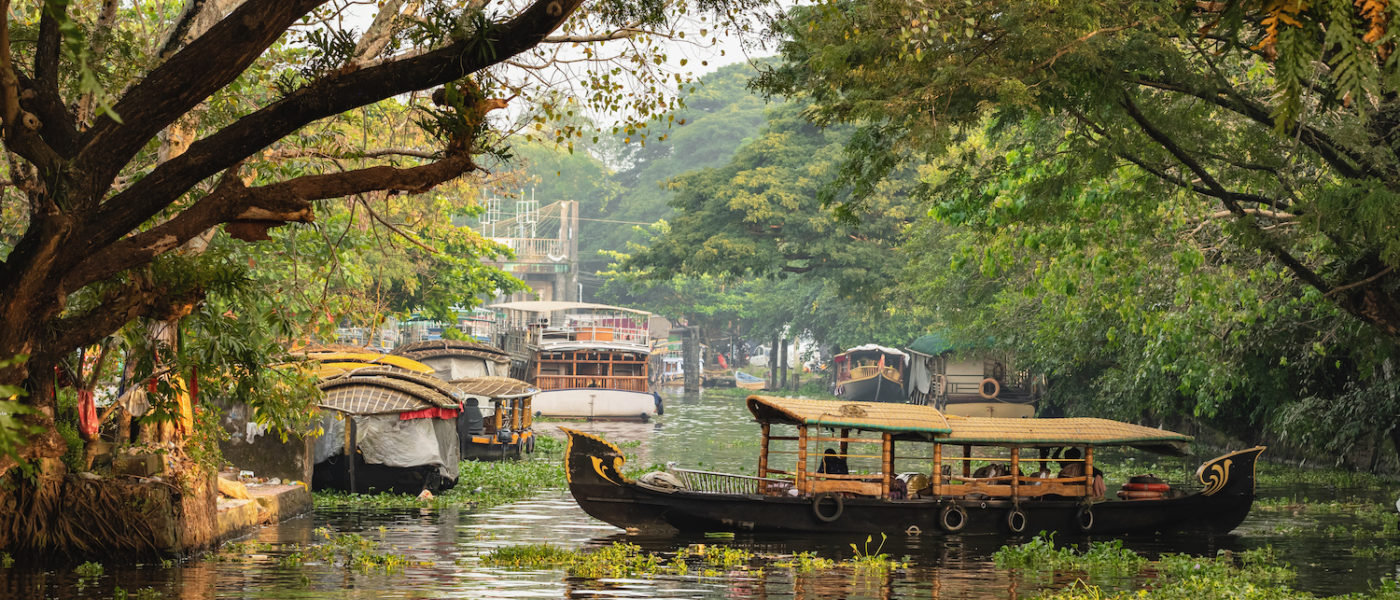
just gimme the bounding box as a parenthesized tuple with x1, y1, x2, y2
(735, 371, 766, 391)
(563, 395, 1263, 536)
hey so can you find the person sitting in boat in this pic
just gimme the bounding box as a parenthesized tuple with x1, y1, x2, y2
(1057, 447, 1107, 497)
(817, 448, 848, 475)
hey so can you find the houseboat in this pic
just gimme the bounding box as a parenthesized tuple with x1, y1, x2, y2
(563, 395, 1263, 536)
(453, 376, 538, 460)
(394, 339, 511, 379)
(312, 368, 462, 494)
(493, 301, 661, 420)
(834, 344, 908, 403)
(906, 334, 1040, 418)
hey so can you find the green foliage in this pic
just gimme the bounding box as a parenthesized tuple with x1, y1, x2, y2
(74, 560, 104, 578)
(0, 355, 41, 463)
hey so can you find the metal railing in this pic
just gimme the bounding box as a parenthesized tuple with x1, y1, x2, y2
(535, 375, 650, 392)
(666, 465, 793, 496)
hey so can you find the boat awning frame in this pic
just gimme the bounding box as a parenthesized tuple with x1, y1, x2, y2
(747, 395, 952, 436)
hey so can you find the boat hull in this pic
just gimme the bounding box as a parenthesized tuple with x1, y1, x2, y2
(838, 373, 906, 403)
(534, 388, 660, 420)
(564, 428, 1262, 537)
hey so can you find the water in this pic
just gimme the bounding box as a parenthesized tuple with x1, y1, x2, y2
(2, 389, 1398, 599)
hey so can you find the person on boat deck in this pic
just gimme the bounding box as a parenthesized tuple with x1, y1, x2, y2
(1057, 447, 1107, 497)
(817, 448, 848, 475)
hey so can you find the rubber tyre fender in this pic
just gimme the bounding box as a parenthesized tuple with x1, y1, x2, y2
(940, 503, 968, 533)
(1076, 505, 1095, 532)
(524, 434, 536, 454)
(812, 492, 844, 523)
(1006, 508, 1028, 534)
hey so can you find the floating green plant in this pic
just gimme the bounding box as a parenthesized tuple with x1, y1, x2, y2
(74, 560, 104, 578)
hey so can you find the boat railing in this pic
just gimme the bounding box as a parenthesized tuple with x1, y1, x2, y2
(666, 465, 792, 496)
(847, 365, 901, 381)
(536, 375, 651, 392)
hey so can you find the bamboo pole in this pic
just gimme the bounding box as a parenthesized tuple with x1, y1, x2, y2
(1085, 446, 1095, 498)
(1010, 447, 1020, 499)
(796, 426, 809, 494)
(881, 433, 893, 499)
(758, 423, 771, 480)
(933, 443, 943, 496)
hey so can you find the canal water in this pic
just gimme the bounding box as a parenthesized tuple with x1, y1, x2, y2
(2, 388, 1398, 599)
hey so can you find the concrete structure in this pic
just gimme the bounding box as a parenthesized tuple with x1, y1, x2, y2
(477, 197, 579, 302)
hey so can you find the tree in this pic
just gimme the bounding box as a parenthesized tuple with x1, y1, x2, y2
(0, 0, 763, 474)
(759, 0, 1400, 345)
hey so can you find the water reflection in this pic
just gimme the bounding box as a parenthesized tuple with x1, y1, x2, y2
(1, 388, 1397, 599)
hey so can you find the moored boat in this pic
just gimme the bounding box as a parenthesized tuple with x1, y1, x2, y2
(834, 345, 908, 403)
(452, 376, 538, 460)
(493, 301, 661, 420)
(735, 371, 766, 391)
(563, 395, 1263, 537)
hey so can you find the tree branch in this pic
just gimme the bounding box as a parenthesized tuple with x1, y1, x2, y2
(75, 0, 584, 263)
(62, 149, 476, 289)
(1119, 91, 1333, 293)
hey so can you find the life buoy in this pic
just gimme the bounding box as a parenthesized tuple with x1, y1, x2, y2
(1006, 508, 1028, 533)
(812, 492, 844, 522)
(1116, 490, 1164, 500)
(940, 504, 968, 532)
(978, 378, 1000, 399)
(1076, 505, 1095, 531)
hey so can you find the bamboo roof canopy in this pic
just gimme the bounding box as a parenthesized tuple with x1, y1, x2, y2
(393, 340, 511, 364)
(941, 415, 1193, 455)
(746, 395, 1192, 454)
(451, 376, 538, 399)
(746, 395, 952, 436)
(317, 375, 460, 415)
(295, 350, 435, 374)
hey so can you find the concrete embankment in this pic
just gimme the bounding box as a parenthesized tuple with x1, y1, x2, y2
(215, 482, 313, 544)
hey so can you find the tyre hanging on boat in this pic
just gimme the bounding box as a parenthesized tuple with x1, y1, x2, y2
(1076, 505, 1095, 531)
(940, 503, 968, 532)
(811, 492, 844, 522)
(1006, 507, 1028, 533)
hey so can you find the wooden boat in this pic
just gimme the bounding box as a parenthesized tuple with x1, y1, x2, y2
(833, 345, 908, 403)
(452, 376, 538, 460)
(394, 339, 512, 379)
(563, 395, 1264, 537)
(905, 334, 1039, 418)
(735, 371, 766, 391)
(493, 301, 660, 420)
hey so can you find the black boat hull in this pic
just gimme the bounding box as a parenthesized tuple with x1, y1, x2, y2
(837, 373, 907, 403)
(563, 428, 1262, 537)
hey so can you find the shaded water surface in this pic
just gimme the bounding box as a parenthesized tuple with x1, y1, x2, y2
(3, 389, 1398, 599)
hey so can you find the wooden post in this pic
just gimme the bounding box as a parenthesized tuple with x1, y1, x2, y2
(345, 416, 357, 493)
(962, 445, 972, 477)
(1084, 446, 1095, 497)
(758, 423, 771, 480)
(1010, 447, 1020, 499)
(839, 428, 850, 456)
(881, 433, 893, 499)
(796, 426, 809, 494)
(932, 443, 943, 496)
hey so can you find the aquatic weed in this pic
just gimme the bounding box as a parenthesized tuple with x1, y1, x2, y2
(844, 533, 905, 573)
(112, 587, 162, 600)
(479, 543, 575, 568)
(0, 552, 12, 568)
(994, 534, 1144, 578)
(772, 551, 836, 573)
(314, 453, 567, 510)
(74, 560, 104, 578)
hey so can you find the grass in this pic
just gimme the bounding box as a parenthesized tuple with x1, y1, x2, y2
(313, 434, 566, 510)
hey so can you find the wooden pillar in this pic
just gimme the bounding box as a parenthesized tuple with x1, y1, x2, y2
(1084, 446, 1095, 497)
(881, 433, 893, 499)
(683, 326, 701, 392)
(345, 416, 357, 493)
(1010, 447, 1020, 499)
(796, 426, 809, 493)
(758, 423, 771, 479)
(839, 428, 850, 456)
(768, 333, 780, 390)
(962, 445, 972, 477)
(932, 444, 943, 496)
